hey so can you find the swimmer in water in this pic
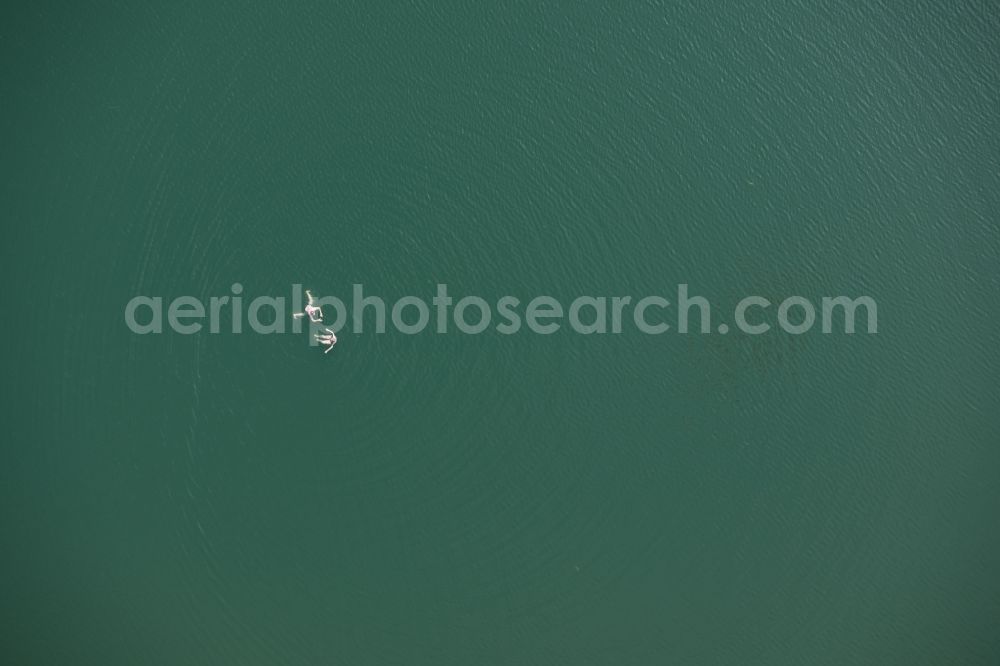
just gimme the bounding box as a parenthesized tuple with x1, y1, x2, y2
(315, 328, 338, 353)
(293, 289, 323, 323)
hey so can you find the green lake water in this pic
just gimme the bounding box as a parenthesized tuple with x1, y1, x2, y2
(2, 2, 998, 664)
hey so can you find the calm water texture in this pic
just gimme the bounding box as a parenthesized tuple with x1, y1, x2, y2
(2, 2, 998, 664)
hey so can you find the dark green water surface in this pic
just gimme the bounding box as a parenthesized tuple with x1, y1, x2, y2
(2, 2, 998, 664)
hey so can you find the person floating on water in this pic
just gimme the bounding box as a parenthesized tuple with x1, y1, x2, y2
(315, 328, 337, 353)
(293, 289, 324, 323)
